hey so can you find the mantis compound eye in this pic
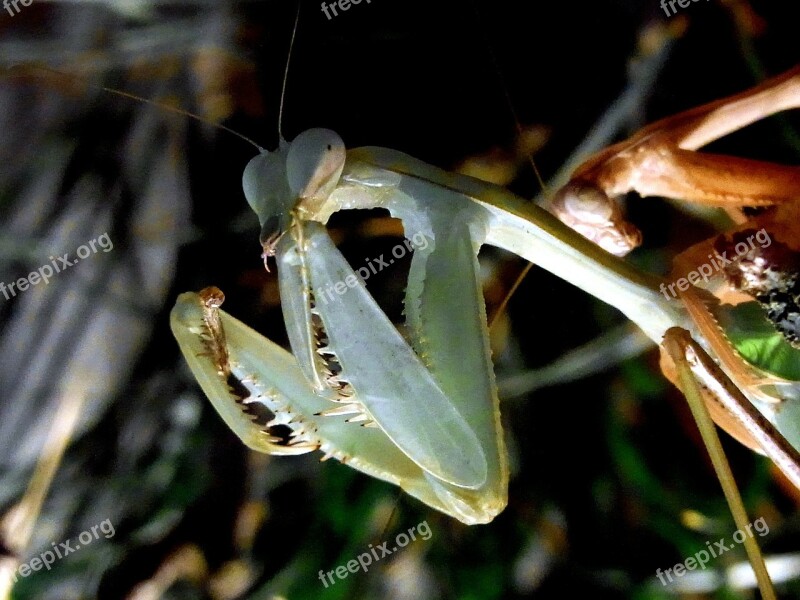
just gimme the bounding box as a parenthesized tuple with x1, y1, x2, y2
(550, 182, 642, 256)
(243, 146, 294, 244)
(286, 128, 346, 200)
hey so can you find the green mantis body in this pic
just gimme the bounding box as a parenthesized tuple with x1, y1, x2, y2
(171, 127, 799, 525)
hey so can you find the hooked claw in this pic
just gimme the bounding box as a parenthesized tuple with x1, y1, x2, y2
(259, 216, 284, 272)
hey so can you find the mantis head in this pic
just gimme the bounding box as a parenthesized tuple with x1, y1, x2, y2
(242, 128, 346, 261)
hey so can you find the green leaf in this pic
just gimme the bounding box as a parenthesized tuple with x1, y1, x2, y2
(719, 302, 800, 381)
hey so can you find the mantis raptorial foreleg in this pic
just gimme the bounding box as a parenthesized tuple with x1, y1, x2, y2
(170, 63, 800, 529)
(174, 131, 511, 523)
(553, 65, 800, 215)
(170, 123, 698, 524)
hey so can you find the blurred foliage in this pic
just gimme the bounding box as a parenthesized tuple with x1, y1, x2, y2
(0, 0, 798, 599)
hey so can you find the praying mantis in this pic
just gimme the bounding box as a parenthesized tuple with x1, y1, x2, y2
(171, 56, 800, 540)
(4, 5, 800, 596)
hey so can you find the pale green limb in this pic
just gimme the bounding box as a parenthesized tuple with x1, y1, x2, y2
(663, 327, 777, 600)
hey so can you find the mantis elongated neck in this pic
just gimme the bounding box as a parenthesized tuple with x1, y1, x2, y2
(480, 199, 688, 344)
(342, 146, 690, 345)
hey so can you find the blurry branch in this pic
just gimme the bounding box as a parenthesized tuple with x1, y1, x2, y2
(0, 386, 88, 599)
(498, 322, 653, 399)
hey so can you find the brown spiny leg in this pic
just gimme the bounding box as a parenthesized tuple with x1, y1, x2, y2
(652, 224, 800, 450)
(662, 328, 800, 491)
(663, 327, 792, 600)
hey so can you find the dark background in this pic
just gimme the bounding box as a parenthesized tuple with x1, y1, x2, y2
(0, 0, 799, 598)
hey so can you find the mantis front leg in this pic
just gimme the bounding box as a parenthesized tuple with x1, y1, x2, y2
(553, 65, 800, 217)
(174, 131, 511, 523)
(172, 127, 696, 524)
(169, 66, 800, 526)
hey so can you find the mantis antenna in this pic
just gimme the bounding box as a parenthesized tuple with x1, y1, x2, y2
(277, 0, 303, 140)
(3, 64, 265, 153)
(98, 85, 265, 153)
